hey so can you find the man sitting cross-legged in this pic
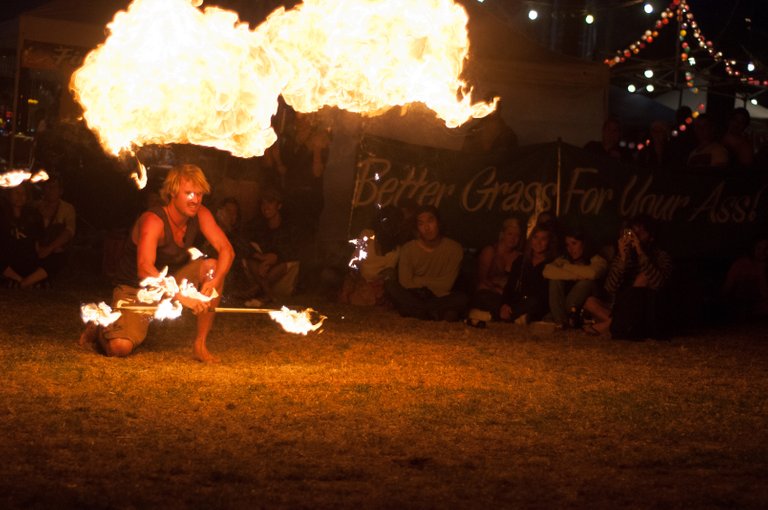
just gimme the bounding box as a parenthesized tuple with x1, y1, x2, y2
(79, 164, 234, 362)
(384, 204, 467, 321)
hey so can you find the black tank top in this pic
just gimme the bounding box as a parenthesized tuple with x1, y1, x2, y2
(113, 206, 200, 287)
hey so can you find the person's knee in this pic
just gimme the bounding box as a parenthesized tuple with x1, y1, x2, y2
(105, 338, 134, 357)
(200, 258, 218, 280)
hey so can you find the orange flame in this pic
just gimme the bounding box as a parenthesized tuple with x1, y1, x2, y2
(80, 302, 122, 327)
(71, 0, 495, 159)
(269, 306, 326, 335)
(0, 169, 49, 188)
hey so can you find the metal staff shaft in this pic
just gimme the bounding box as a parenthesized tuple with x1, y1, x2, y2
(117, 305, 277, 314)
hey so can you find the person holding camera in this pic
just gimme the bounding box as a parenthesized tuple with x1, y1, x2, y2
(582, 215, 672, 339)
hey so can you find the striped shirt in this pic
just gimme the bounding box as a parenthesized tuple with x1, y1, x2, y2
(604, 246, 672, 295)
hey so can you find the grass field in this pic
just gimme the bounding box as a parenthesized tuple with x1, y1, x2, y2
(1, 281, 767, 509)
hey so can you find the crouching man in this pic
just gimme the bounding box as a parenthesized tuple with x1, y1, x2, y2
(80, 164, 234, 362)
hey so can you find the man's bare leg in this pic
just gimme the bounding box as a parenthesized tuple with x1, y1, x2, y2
(77, 324, 134, 357)
(193, 303, 219, 363)
(193, 259, 222, 363)
(20, 267, 49, 288)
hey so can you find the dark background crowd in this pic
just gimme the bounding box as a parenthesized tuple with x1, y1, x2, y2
(1, 101, 767, 340)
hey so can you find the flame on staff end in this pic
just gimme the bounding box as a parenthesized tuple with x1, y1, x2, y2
(268, 306, 326, 335)
(348, 230, 374, 269)
(70, 0, 496, 163)
(80, 302, 122, 327)
(0, 169, 49, 188)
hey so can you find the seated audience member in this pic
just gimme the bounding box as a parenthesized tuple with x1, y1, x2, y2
(498, 224, 557, 324)
(339, 205, 410, 306)
(204, 196, 251, 289)
(384, 205, 467, 321)
(583, 117, 632, 164)
(687, 114, 729, 170)
(544, 227, 607, 329)
(583, 215, 673, 339)
(721, 107, 755, 169)
(721, 236, 768, 321)
(20, 173, 76, 288)
(0, 184, 44, 287)
(242, 188, 302, 306)
(468, 216, 525, 321)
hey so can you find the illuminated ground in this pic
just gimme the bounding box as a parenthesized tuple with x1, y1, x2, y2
(0, 281, 766, 509)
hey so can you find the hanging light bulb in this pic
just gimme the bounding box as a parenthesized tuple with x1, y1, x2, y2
(627, 84, 637, 93)
(646, 84, 655, 92)
(748, 62, 756, 72)
(644, 3, 654, 14)
(644, 69, 654, 78)
(528, 9, 538, 21)
(585, 13, 595, 24)
(751, 98, 758, 106)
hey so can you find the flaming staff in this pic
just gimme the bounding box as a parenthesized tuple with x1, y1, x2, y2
(81, 301, 325, 335)
(80, 258, 325, 335)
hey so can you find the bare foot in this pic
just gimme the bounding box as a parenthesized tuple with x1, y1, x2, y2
(78, 323, 101, 349)
(193, 341, 220, 363)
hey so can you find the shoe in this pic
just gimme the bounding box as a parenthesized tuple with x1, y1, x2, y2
(468, 308, 492, 322)
(465, 318, 486, 329)
(513, 313, 529, 326)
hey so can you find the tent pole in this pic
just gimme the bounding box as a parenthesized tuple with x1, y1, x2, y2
(9, 18, 24, 167)
(674, 5, 683, 108)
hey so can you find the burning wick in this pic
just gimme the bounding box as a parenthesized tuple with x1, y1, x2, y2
(188, 247, 206, 260)
(0, 168, 49, 188)
(348, 231, 374, 269)
(131, 159, 147, 189)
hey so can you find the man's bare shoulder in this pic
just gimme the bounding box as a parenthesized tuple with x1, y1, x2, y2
(137, 210, 164, 230)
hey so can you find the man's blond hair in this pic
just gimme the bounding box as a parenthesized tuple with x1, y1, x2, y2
(160, 164, 211, 204)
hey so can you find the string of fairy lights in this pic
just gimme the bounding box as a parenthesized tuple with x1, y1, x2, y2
(605, 0, 764, 85)
(599, 0, 767, 147)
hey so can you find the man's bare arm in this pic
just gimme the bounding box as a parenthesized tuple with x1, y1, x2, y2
(197, 206, 234, 294)
(135, 212, 164, 280)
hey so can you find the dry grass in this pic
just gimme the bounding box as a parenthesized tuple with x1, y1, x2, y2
(0, 281, 767, 509)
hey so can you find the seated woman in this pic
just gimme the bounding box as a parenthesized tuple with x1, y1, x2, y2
(543, 227, 607, 328)
(499, 224, 557, 324)
(468, 217, 525, 321)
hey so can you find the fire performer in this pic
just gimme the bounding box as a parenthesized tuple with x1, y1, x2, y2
(80, 164, 234, 362)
